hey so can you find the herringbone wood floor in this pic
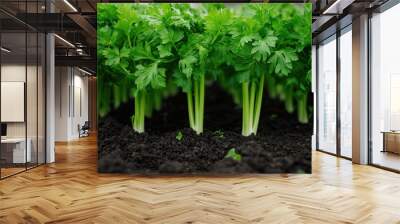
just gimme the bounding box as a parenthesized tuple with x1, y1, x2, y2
(1, 135, 400, 224)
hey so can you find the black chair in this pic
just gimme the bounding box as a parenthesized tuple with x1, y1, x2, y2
(79, 121, 90, 138)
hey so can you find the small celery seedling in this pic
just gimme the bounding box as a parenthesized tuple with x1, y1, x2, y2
(225, 148, 242, 162)
(176, 131, 183, 141)
(213, 130, 224, 139)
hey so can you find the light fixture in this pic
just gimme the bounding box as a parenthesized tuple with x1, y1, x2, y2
(322, 0, 353, 15)
(54, 34, 75, 48)
(1, 47, 11, 53)
(78, 67, 93, 76)
(76, 48, 87, 56)
(63, 0, 78, 12)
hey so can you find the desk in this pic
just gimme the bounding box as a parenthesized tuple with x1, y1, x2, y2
(382, 131, 400, 154)
(1, 138, 31, 163)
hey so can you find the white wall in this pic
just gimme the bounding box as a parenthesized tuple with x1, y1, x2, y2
(55, 66, 70, 141)
(1, 65, 26, 138)
(70, 72, 89, 138)
(0, 65, 42, 138)
(55, 67, 89, 141)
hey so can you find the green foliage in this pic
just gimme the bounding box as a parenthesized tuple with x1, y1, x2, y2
(225, 148, 242, 162)
(134, 63, 166, 90)
(176, 131, 183, 141)
(213, 130, 225, 139)
(98, 3, 191, 133)
(98, 3, 312, 135)
(265, 3, 312, 123)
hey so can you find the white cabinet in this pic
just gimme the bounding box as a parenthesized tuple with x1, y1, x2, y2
(1, 138, 32, 163)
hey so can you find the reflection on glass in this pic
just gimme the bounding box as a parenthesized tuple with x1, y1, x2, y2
(371, 4, 400, 171)
(318, 36, 337, 154)
(340, 28, 352, 158)
(0, 1, 47, 179)
(1, 32, 27, 177)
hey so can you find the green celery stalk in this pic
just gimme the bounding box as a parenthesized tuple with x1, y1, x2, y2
(242, 82, 250, 136)
(253, 75, 264, 135)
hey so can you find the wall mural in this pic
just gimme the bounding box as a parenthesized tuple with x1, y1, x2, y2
(97, 3, 312, 174)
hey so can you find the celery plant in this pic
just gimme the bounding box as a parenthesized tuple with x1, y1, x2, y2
(174, 6, 233, 135)
(98, 4, 191, 133)
(267, 3, 312, 123)
(227, 5, 278, 136)
(175, 38, 207, 135)
(98, 3, 312, 135)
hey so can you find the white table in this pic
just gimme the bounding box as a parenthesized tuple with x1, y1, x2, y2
(1, 138, 31, 163)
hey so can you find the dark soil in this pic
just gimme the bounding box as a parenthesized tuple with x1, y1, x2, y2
(98, 85, 312, 174)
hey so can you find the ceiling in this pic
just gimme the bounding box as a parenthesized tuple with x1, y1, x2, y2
(1, 32, 45, 65)
(0, 0, 97, 73)
(312, 0, 391, 43)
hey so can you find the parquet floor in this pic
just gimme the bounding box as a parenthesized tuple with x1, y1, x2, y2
(1, 167, 26, 178)
(1, 135, 400, 224)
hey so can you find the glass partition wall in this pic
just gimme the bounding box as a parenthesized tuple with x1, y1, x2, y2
(0, 31, 27, 177)
(316, 0, 400, 172)
(339, 26, 352, 159)
(316, 26, 353, 159)
(0, 3, 46, 179)
(317, 35, 337, 155)
(370, 3, 400, 171)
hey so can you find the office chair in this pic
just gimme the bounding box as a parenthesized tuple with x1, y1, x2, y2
(79, 121, 90, 138)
